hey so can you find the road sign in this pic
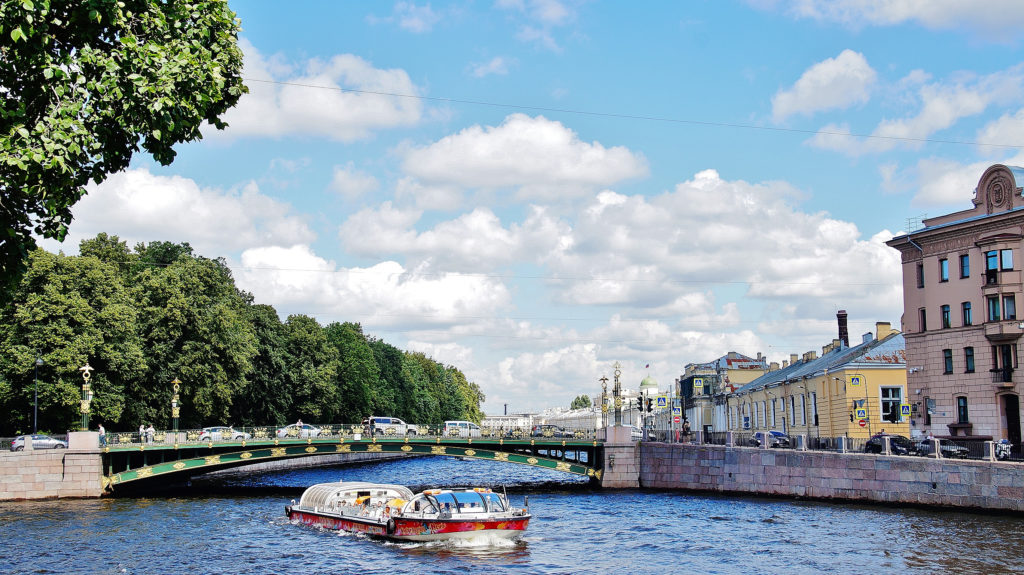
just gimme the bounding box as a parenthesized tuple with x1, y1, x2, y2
(850, 375, 862, 387)
(656, 395, 668, 408)
(858, 419, 867, 428)
(674, 416, 681, 424)
(900, 403, 911, 417)
(672, 406, 681, 416)
(693, 378, 704, 392)
(855, 408, 867, 419)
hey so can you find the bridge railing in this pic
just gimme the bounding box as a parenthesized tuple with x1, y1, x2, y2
(101, 422, 600, 446)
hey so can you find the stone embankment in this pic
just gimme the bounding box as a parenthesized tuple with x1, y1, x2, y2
(638, 442, 1024, 512)
(0, 449, 103, 500)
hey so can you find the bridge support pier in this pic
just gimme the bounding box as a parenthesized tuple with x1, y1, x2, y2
(599, 426, 639, 488)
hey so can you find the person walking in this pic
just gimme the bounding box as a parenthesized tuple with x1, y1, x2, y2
(146, 424, 155, 443)
(139, 424, 145, 444)
(98, 424, 106, 447)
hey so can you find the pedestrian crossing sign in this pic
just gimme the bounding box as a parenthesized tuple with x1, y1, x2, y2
(693, 378, 704, 392)
(850, 375, 862, 387)
(855, 408, 867, 419)
(900, 403, 911, 416)
(672, 406, 681, 416)
(656, 395, 667, 408)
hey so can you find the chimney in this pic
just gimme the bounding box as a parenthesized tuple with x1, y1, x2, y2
(769, 361, 779, 371)
(876, 321, 893, 341)
(782, 360, 789, 368)
(837, 310, 849, 348)
(790, 353, 799, 365)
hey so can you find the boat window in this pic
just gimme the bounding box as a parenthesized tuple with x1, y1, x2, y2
(452, 491, 487, 512)
(483, 493, 506, 511)
(433, 493, 458, 511)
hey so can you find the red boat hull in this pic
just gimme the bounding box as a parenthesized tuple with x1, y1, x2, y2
(287, 508, 529, 541)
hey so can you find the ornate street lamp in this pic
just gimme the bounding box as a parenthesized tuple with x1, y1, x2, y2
(79, 363, 93, 431)
(599, 375, 609, 428)
(613, 362, 622, 426)
(33, 355, 43, 433)
(171, 378, 181, 433)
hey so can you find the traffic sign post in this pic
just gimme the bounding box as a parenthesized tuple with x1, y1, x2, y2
(858, 419, 867, 428)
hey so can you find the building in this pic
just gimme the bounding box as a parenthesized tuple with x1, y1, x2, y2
(728, 317, 908, 441)
(677, 351, 768, 434)
(887, 164, 1023, 449)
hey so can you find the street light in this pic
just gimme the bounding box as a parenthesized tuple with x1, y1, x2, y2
(33, 355, 43, 433)
(79, 363, 94, 431)
(171, 378, 181, 434)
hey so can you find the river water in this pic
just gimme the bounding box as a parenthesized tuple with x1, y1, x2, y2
(2, 456, 1023, 574)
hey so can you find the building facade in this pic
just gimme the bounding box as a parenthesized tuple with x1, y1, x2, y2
(677, 352, 768, 434)
(887, 164, 1024, 449)
(727, 320, 908, 441)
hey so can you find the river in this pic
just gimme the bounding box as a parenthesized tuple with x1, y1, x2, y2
(2, 456, 1023, 574)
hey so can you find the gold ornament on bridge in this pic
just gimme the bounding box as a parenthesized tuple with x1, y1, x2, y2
(305, 446, 317, 453)
(431, 446, 447, 455)
(173, 462, 187, 470)
(464, 449, 476, 457)
(153, 432, 166, 442)
(527, 457, 538, 465)
(136, 467, 153, 479)
(240, 452, 252, 459)
(367, 444, 383, 452)
(494, 452, 509, 462)
(556, 462, 571, 472)
(253, 428, 269, 439)
(204, 455, 221, 465)
(271, 448, 286, 457)
(336, 444, 351, 453)
(401, 445, 413, 452)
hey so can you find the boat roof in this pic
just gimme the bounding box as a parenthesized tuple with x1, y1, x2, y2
(298, 482, 415, 509)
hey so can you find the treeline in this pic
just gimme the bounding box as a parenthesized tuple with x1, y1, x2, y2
(0, 234, 484, 435)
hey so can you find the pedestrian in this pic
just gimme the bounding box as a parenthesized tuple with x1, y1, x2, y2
(146, 424, 155, 443)
(98, 424, 106, 447)
(139, 424, 145, 444)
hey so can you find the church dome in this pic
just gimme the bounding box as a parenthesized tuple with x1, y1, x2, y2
(639, 375, 658, 392)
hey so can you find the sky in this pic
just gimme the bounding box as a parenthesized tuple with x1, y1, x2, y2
(40, 0, 1024, 414)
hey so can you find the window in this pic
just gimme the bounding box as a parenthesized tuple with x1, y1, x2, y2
(811, 392, 819, 426)
(939, 258, 949, 282)
(1002, 249, 1014, 270)
(956, 396, 969, 424)
(960, 254, 970, 278)
(943, 349, 953, 374)
(962, 301, 973, 326)
(881, 387, 903, 423)
(1004, 294, 1017, 320)
(919, 308, 927, 331)
(987, 250, 999, 271)
(941, 305, 951, 328)
(965, 347, 975, 373)
(770, 399, 776, 428)
(790, 396, 796, 425)
(988, 296, 1001, 321)
(916, 263, 924, 288)
(799, 394, 806, 426)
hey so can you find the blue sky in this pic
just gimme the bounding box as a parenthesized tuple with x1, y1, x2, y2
(45, 1, 1024, 413)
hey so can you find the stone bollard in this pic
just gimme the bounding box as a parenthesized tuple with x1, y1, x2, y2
(725, 431, 734, 447)
(797, 434, 807, 451)
(984, 440, 996, 462)
(930, 438, 942, 458)
(883, 435, 892, 456)
(837, 436, 847, 453)
(693, 430, 703, 444)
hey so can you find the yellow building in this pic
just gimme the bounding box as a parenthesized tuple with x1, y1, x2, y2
(728, 322, 910, 441)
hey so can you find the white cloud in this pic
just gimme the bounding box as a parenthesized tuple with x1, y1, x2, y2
(214, 39, 423, 141)
(976, 109, 1024, 153)
(400, 114, 648, 199)
(772, 50, 876, 122)
(809, 65, 1024, 156)
(235, 247, 512, 329)
(44, 168, 315, 257)
(773, 0, 1024, 38)
(395, 2, 441, 33)
(330, 163, 380, 199)
(471, 56, 513, 78)
(496, 0, 577, 51)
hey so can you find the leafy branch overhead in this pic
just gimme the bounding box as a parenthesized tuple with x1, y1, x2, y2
(0, 0, 247, 300)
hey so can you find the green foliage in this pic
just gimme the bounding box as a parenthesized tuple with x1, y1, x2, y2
(0, 0, 246, 303)
(0, 235, 486, 434)
(570, 394, 592, 410)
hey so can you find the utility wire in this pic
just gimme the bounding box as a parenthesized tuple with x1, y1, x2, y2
(244, 77, 1024, 150)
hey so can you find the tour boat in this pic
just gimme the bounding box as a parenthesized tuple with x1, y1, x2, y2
(285, 481, 531, 541)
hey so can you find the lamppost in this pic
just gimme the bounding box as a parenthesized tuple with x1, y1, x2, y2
(33, 355, 43, 433)
(79, 363, 93, 431)
(171, 378, 181, 433)
(613, 362, 622, 426)
(599, 375, 609, 428)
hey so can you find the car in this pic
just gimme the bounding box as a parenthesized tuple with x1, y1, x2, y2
(864, 433, 919, 455)
(918, 437, 970, 459)
(10, 434, 67, 451)
(361, 416, 421, 435)
(531, 424, 573, 438)
(443, 420, 481, 437)
(198, 426, 251, 441)
(275, 423, 321, 439)
(748, 430, 791, 448)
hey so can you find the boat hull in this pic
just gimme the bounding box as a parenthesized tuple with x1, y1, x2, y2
(287, 507, 529, 541)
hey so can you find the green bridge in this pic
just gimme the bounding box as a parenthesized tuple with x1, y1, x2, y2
(99, 427, 606, 492)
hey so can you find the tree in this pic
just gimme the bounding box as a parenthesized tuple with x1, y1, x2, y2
(230, 304, 291, 426)
(570, 394, 592, 410)
(0, 0, 246, 302)
(283, 314, 340, 423)
(325, 322, 379, 422)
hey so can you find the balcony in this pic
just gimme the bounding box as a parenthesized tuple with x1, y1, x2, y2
(984, 320, 1024, 341)
(991, 367, 1014, 384)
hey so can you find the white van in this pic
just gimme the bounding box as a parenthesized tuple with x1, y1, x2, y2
(443, 420, 481, 437)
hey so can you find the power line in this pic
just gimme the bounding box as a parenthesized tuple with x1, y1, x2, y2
(244, 77, 1024, 150)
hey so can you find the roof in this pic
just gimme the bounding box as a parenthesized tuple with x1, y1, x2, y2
(733, 332, 905, 395)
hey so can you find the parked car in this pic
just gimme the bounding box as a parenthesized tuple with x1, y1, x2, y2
(443, 420, 481, 437)
(864, 433, 920, 455)
(531, 424, 573, 438)
(362, 416, 421, 436)
(748, 430, 791, 448)
(10, 434, 67, 451)
(275, 423, 321, 439)
(918, 437, 970, 459)
(198, 426, 251, 441)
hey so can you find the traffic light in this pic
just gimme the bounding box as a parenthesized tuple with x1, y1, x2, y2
(646, 397, 653, 412)
(637, 399, 644, 412)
